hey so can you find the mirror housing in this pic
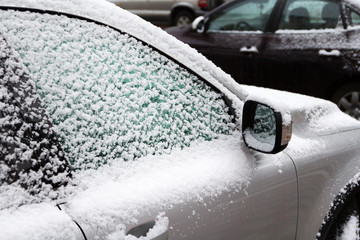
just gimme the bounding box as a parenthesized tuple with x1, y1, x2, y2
(242, 100, 292, 154)
(192, 16, 205, 33)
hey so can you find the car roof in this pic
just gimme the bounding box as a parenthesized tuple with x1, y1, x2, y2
(0, 0, 247, 104)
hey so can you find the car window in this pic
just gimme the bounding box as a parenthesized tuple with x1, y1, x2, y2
(348, 8, 360, 26)
(0, 34, 70, 195)
(278, 0, 341, 30)
(208, 0, 277, 32)
(1, 9, 235, 170)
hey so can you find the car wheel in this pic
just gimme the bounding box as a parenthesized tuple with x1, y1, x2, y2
(173, 10, 194, 27)
(324, 197, 360, 240)
(332, 83, 360, 120)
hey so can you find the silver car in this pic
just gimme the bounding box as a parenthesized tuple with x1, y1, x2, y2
(107, 0, 223, 26)
(1, 0, 360, 240)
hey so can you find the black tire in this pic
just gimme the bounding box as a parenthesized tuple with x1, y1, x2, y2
(173, 10, 194, 27)
(324, 197, 360, 239)
(331, 83, 360, 120)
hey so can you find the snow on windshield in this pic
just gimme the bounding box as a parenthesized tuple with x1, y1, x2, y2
(0, 10, 235, 170)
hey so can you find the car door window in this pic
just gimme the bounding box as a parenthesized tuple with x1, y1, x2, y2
(348, 7, 360, 26)
(278, 0, 341, 30)
(208, 0, 277, 31)
(1, 9, 235, 170)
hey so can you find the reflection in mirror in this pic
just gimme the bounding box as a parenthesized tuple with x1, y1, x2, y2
(243, 103, 276, 152)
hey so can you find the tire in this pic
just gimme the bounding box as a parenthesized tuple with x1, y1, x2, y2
(331, 83, 360, 120)
(324, 197, 360, 240)
(173, 10, 194, 27)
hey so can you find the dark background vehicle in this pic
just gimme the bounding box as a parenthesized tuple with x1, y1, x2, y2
(166, 0, 360, 119)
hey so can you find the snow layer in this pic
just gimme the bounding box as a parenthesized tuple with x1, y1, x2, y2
(0, 203, 80, 240)
(64, 132, 253, 239)
(0, 32, 70, 207)
(1, 1, 360, 239)
(0, 0, 248, 103)
(243, 85, 360, 136)
(0, 10, 236, 169)
(339, 215, 360, 240)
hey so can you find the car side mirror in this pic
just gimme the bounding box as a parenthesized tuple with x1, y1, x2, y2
(242, 100, 292, 154)
(192, 16, 205, 33)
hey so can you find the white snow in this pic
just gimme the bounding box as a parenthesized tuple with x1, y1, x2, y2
(0, 0, 248, 103)
(0, 9, 236, 169)
(0, 203, 81, 240)
(339, 215, 360, 240)
(62, 132, 253, 239)
(243, 85, 360, 136)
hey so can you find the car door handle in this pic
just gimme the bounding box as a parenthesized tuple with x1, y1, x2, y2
(240, 46, 258, 53)
(127, 220, 169, 240)
(319, 49, 340, 57)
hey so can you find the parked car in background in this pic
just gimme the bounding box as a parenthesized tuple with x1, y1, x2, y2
(107, 0, 225, 26)
(167, 0, 360, 120)
(1, 1, 360, 240)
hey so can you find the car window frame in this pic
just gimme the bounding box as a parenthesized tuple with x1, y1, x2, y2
(0, 6, 237, 116)
(345, 4, 360, 27)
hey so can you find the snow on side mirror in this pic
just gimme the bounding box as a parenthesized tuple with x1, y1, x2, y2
(192, 16, 205, 33)
(242, 100, 292, 154)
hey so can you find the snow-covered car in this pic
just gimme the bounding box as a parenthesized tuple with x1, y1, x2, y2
(1, 1, 360, 240)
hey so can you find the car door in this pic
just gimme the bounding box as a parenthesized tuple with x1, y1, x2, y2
(259, 0, 346, 99)
(160, 152, 298, 239)
(1, 8, 298, 240)
(190, 0, 278, 84)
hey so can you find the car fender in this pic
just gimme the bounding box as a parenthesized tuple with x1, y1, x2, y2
(285, 129, 360, 239)
(317, 173, 360, 239)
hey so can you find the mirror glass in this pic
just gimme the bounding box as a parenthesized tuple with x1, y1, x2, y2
(243, 103, 276, 152)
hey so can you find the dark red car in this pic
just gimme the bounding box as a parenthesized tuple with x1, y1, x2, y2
(166, 0, 360, 119)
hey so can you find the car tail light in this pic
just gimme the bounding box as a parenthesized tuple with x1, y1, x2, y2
(198, 0, 208, 8)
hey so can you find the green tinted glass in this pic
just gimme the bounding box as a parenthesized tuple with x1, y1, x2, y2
(1, 10, 235, 169)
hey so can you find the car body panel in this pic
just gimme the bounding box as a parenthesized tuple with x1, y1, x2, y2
(286, 129, 360, 239)
(60, 146, 298, 240)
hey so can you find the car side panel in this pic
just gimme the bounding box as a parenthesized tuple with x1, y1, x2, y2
(288, 129, 360, 239)
(122, 151, 298, 240)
